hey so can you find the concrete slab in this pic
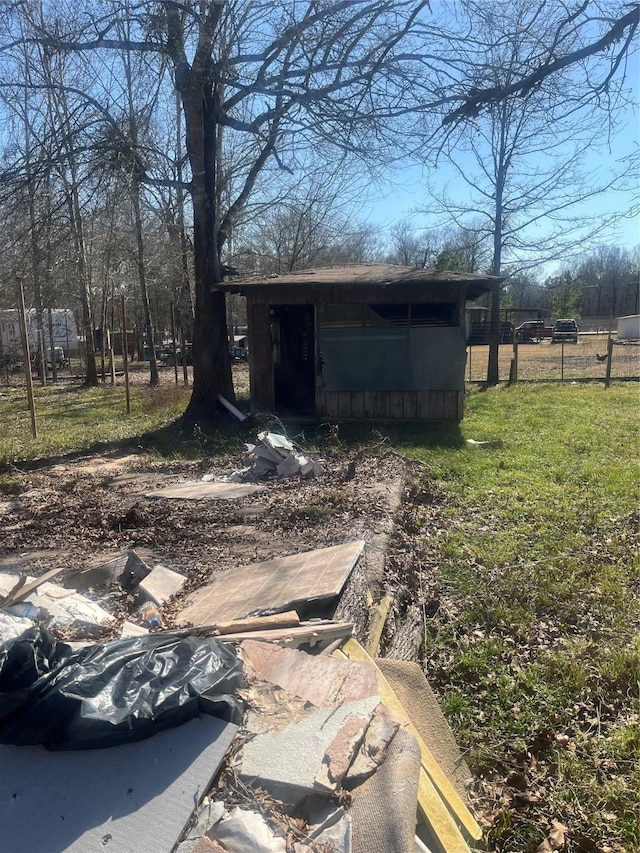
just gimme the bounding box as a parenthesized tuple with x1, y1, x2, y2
(241, 641, 378, 708)
(138, 564, 186, 605)
(146, 482, 265, 501)
(177, 540, 365, 627)
(239, 695, 379, 799)
(0, 715, 238, 853)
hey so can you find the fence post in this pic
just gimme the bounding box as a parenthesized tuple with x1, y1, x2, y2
(604, 337, 614, 388)
(509, 341, 518, 384)
(170, 301, 179, 385)
(121, 296, 131, 414)
(16, 277, 37, 438)
(38, 329, 47, 386)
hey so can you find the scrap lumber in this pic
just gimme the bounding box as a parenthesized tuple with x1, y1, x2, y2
(366, 594, 393, 657)
(1, 567, 64, 606)
(215, 610, 300, 635)
(217, 620, 353, 646)
(335, 638, 483, 848)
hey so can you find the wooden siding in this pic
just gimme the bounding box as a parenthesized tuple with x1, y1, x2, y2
(316, 389, 463, 421)
(247, 302, 274, 411)
(242, 282, 469, 306)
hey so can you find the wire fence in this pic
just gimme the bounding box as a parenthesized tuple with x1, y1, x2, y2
(2, 334, 638, 390)
(466, 335, 640, 383)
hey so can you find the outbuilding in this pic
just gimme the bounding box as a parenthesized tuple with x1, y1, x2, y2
(215, 264, 497, 421)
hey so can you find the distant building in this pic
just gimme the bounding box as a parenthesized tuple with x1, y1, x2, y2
(617, 314, 640, 341)
(0, 309, 79, 358)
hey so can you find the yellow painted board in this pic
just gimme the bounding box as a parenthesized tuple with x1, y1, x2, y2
(417, 769, 471, 853)
(366, 594, 393, 657)
(337, 638, 483, 844)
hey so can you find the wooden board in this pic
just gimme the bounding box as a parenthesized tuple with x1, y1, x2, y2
(177, 540, 365, 627)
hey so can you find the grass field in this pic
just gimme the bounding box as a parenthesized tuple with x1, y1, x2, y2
(389, 383, 640, 852)
(468, 335, 639, 382)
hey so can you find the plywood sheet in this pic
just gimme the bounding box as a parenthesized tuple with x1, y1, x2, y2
(177, 540, 365, 627)
(146, 482, 265, 501)
(0, 715, 238, 853)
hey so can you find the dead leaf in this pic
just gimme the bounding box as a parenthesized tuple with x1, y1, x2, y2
(548, 819, 568, 849)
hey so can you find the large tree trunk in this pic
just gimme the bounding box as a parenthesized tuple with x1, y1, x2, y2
(178, 61, 234, 421)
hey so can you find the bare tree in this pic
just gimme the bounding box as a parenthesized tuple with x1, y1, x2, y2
(1, 0, 637, 407)
(422, 0, 638, 384)
(1, 1, 433, 416)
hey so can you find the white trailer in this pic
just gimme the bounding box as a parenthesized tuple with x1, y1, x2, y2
(617, 314, 640, 341)
(0, 309, 79, 359)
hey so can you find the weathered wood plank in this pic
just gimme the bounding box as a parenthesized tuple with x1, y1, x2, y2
(350, 391, 365, 419)
(404, 391, 418, 419)
(337, 393, 352, 419)
(417, 391, 431, 420)
(363, 391, 376, 418)
(390, 392, 404, 419)
(247, 301, 274, 411)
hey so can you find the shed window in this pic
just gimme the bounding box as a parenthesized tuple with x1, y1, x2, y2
(319, 302, 458, 330)
(411, 303, 457, 326)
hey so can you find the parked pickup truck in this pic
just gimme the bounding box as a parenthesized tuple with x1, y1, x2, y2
(552, 318, 579, 343)
(515, 321, 553, 343)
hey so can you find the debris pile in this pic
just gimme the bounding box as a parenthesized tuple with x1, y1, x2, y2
(227, 430, 323, 482)
(0, 469, 483, 852)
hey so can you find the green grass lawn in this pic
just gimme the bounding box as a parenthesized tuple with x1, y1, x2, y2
(389, 383, 640, 853)
(0, 381, 192, 463)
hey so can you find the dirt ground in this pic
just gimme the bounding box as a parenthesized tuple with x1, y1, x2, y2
(0, 439, 408, 635)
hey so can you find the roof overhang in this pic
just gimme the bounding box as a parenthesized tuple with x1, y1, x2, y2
(214, 263, 499, 302)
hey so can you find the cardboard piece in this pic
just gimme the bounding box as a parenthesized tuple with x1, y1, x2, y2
(146, 482, 265, 501)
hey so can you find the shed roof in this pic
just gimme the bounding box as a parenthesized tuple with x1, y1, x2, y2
(216, 263, 497, 301)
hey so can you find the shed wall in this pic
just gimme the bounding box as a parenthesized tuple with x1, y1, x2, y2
(319, 326, 466, 392)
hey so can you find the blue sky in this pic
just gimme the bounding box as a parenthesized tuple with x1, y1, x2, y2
(362, 43, 640, 268)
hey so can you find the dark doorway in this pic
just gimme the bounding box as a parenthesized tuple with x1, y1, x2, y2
(272, 305, 316, 415)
